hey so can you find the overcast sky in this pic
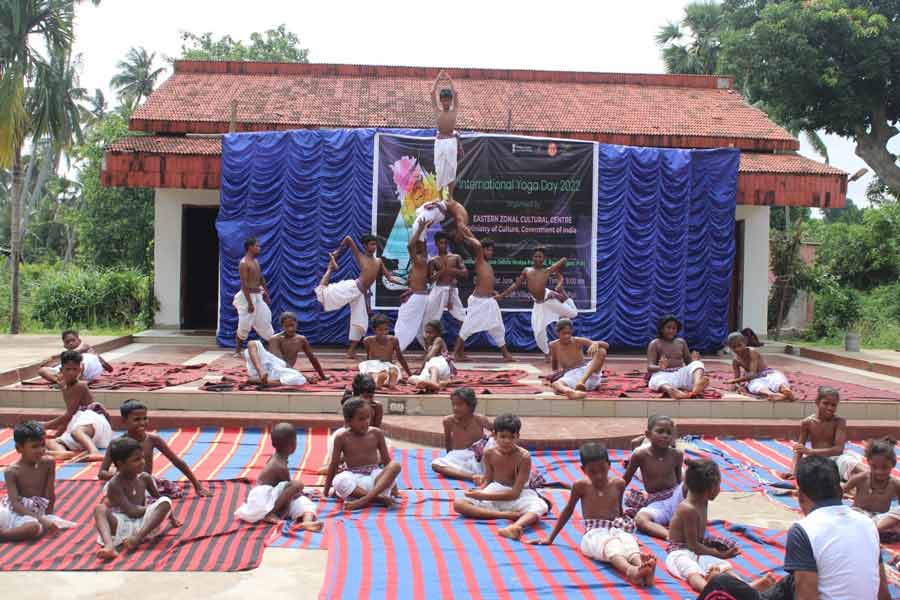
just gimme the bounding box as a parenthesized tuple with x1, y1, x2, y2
(73, 0, 883, 204)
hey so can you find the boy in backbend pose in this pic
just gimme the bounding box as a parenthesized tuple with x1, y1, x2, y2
(453, 413, 549, 540)
(845, 437, 900, 540)
(548, 319, 609, 399)
(324, 398, 403, 511)
(43, 351, 113, 462)
(409, 320, 455, 393)
(422, 231, 467, 331)
(622, 415, 684, 540)
(725, 331, 794, 402)
(0, 422, 76, 541)
(495, 246, 576, 358)
(38, 329, 113, 384)
(791, 386, 867, 481)
(431, 388, 494, 482)
(646, 315, 708, 399)
(268, 311, 328, 380)
(243, 311, 326, 386)
(317, 235, 403, 358)
(98, 400, 211, 498)
(395, 219, 432, 352)
(454, 236, 513, 361)
(95, 437, 181, 560)
(233, 237, 275, 355)
(235, 423, 321, 531)
(530, 442, 656, 587)
(359, 314, 413, 390)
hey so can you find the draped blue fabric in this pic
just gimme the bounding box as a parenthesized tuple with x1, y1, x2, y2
(217, 130, 738, 352)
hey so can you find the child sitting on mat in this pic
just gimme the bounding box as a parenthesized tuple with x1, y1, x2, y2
(725, 332, 795, 402)
(98, 400, 211, 498)
(431, 387, 494, 482)
(622, 415, 685, 540)
(0, 421, 76, 541)
(43, 351, 113, 462)
(359, 313, 412, 390)
(791, 386, 867, 481)
(408, 319, 455, 393)
(529, 442, 657, 587)
(453, 413, 549, 540)
(646, 315, 708, 399)
(324, 397, 403, 511)
(235, 423, 321, 531)
(95, 437, 181, 560)
(844, 437, 900, 540)
(37, 329, 113, 384)
(318, 375, 388, 475)
(547, 319, 609, 399)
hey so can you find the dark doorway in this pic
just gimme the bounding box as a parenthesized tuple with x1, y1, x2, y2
(728, 220, 745, 332)
(181, 206, 220, 330)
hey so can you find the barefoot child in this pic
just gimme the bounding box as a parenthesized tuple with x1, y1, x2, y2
(622, 415, 685, 539)
(431, 388, 494, 482)
(324, 398, 403, 511)
(422, 231, 467, 330)
(646, 315, 708, 399)
(454, 235, 513, 361)
(548, 319, 609, 399)
(844, 437, 900, 539)
(1, 422, 76, 541)
(95, 437, 181, 560)
(409, 320, 455, 392)
(38, 329, 113, 383)
(43, 351, 113, 462)
(98, 400, 211, 498)
(233, 237, 275, 355)
(453, 413, 549, 540)
(725, 332, 794, 402)
(359, 314, 412, 390)
(235, 423, 321, 531)
(266, 311, 328, 382)
(395, 219, 431, 351)
(792, 386, 866, 481)
(319, 375, 384, 474)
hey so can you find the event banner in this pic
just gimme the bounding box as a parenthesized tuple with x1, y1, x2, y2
(373, 133, 597, 312)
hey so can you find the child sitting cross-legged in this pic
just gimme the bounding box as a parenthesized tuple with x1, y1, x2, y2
(235, 423, 321, 531)
(529, 442, 656, 587)
(431, 387, 494, 483)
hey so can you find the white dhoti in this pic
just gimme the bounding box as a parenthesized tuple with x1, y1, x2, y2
(413, 201, 448, 242)
(234, 481, 317, 523)
(666, 549, 732, 580)
(648, 361, 706, 392)
(557, 365, 604, 391)
(0, 496, 76, 535)
(466, 482, 549, 516)
(458, 294, 506, 347)
(434, 137, 458, 191)
(831, 453, 862, 481)
(58, 408, 113, 451)
(415, 356, 453, 382)
(315, 279, 368, 342)
(424, 284, 466, 328)
(358, 360, 402, 379)
(233, 291, 275, 341)
(581, 527, 641, 563)
(431, 438, 495, 477)
(531, 290, 578, 354)
(97, 496, 171, 547)
(747, 369, 789, 395)
(243, 340, 307, 385)
(332, 466, 384, 499)
(48, 352, 104, 382)
(395, 291, 430, 351)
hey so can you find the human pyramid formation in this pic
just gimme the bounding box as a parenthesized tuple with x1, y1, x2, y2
(0, 73, 896, 598)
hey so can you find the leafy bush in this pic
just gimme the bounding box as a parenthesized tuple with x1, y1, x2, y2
(809, 273, 861, 338)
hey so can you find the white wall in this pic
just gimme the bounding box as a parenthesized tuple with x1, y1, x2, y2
(735, 205, 770, 336)
(154, 188, 220, 327)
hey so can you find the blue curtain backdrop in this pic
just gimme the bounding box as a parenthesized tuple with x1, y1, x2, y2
(217, 129, 738, 352)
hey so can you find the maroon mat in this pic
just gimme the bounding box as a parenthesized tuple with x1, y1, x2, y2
(22, 362, 208, 391)
(707, 369, 900, 401)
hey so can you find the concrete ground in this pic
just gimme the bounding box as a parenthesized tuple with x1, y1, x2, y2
(0, 334, 120, 372)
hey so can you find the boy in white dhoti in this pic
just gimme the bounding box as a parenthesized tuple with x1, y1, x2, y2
(359, 314, 412, 390)
(395, 219, 431, 351)
(38, 329, 112, 383)
(431, 69, 460, 200)
(233, 237, 275, 355)
(496, 246, 576, 357)
(646, 315, 709, 399)
(431, 388, 494, 482)
(423, 231, 467, 333)
(725, 331, 795, 402)
(548, 319, 609, 399)
(409, 320, 456, 393)
(244, 340, 308, 386)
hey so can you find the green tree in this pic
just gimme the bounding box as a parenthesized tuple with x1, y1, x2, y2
(822, 197, 865, 224)
(177, 24, 309, 62)
(866, 176, 900, 205)
(722, 0, 900, 194)
(79, 88, 107, 128)
(110, 47, 164, 111)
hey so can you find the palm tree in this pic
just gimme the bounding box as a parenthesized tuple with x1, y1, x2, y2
(110, 47, 165, 111)
(79, 88, 107, 128)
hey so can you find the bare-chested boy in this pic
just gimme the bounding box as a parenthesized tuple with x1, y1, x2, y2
(548, 319, 609, 399)
(845, 437, 900, 539)
(646, 315, 709, 399)
(453, 413, 549, 540)
(725, 331, 794, 402)
(791, 386, 866, 481)
(317, 235, 403, 358)
(496, 246, 576, 357)
(324, 398, 403, 511)
(454, 236, 513, 361)
(235, 423, 321, 531)
(0, 422, 76, 541)
(43, 351, 113, 462)
(622, 415, 684, 540)
(38, 329, 113, 383)
(431, 388, 494, 482)
(409, 320, 455, 392)
(359, 314, 412, 390)
(243, 311, 327, 386)
(95, 437, 181, 560)
(422, 231, 467, 332)
(529, 442, 656, 587)
(233, 237, 274, 355)
(395, 219, 431, 351)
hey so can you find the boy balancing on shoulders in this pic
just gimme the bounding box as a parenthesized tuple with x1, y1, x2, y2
(529, 442, 656, 587)
(548, 319, 608, 399)
(725, 331, 794, 402)
(646, 314, 709, 399)
(244, 311, 327, 386)
(431, 387, 494, 482)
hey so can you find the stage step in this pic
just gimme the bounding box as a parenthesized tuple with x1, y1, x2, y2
(133, 329, 219, 346)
